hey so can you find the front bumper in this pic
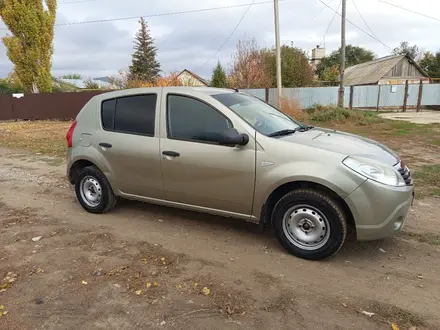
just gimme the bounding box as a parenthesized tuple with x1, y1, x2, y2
(344, 179, 414, 241)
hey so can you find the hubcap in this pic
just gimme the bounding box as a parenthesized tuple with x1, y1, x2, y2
(282, 205, 330, 251)
(80, 176, 102, 207)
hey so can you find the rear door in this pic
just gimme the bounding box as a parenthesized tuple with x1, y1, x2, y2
(159, 91, 256, 218)
(95, 90, 164, 199)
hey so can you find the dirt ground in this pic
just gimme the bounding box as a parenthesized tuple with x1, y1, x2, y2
(379, 110, 440, 124)
(0, 148, 440, 330)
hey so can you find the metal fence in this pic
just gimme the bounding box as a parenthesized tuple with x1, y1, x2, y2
(1, 83, 439, 122)
(242, 81, 440, 110)
(0, 91, 106, 121)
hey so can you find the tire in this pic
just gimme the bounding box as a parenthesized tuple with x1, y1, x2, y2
(272, 189, 347, 261)
(75, 165, 117, 214)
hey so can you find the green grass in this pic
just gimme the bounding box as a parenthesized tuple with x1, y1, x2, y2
(305, 106, 384, 125)
(413, 164, 440, 198)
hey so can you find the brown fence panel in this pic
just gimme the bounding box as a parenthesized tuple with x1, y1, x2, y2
(12, 91, 107, 120)
(0, 95, 14, 120)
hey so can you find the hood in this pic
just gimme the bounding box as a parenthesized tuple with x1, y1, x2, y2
(279, 127, 399, 165)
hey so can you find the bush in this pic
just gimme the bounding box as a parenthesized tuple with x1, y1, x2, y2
(279, 97, 307, 121)
(277, 100, 383, 125)
(309, 106, 383, 125)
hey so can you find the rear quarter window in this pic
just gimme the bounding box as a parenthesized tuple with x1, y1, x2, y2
(100, 94, 157, 136)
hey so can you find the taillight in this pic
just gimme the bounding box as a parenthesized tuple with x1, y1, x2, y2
(66, 120, 77, 148)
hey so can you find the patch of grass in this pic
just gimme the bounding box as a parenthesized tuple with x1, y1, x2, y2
(279, 100, 384, 125)
(308, 107, 384, 125)
(413, 164, 440, 198)
(0, 120, 71, 158)
(431, 139, 440, 146)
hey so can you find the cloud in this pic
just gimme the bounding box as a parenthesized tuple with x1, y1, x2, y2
(0, 0, 439, 79)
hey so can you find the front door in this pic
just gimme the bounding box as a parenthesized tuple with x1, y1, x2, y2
(96, 92, 164, 199)
(160, 93, 256, 218)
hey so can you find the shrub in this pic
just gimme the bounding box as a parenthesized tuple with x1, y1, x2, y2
(277, 100, 383, 125)
(309, 106, 383, 125)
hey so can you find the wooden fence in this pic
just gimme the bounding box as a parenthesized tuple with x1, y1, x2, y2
(0, 91, 107, 121)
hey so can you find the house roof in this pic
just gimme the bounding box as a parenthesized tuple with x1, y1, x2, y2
(57, 78, 112, 89)
(177, 69, 210, 86)
(344, 54, 429, 86)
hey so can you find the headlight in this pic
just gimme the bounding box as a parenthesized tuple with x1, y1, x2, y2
(343, 156, 406, 187)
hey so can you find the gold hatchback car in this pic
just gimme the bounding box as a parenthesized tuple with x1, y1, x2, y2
(66, 87, 414, 260)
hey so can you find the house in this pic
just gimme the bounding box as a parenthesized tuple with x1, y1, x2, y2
(177, 69, 210, 87)
(344, 54, 429, 86)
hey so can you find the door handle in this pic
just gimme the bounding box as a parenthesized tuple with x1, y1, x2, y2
(99, 143, 112, 148)
(162, 151, 180, 157)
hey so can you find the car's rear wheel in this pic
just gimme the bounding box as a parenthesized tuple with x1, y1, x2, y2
(75, 165, 117, 214)
(272, 189, 347, 260)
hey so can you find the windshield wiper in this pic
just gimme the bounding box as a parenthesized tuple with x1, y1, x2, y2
(268, 129, 297, 137)
(268, 125, 315, 137)
(299, 125, 314, 131)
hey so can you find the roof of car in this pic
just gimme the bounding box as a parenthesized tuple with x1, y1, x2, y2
(92, 87, 235, 101)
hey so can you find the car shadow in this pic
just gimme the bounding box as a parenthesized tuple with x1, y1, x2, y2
(115, 198, 274, 238)
(113, 199, 404, 262)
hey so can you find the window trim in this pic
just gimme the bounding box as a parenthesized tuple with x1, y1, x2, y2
(166, 93, 234, 146)
(100, 93, 157, 137)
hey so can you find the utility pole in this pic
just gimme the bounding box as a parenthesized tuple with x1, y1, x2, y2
(274, 0, 282, 106)
(338, 0, 347, 107)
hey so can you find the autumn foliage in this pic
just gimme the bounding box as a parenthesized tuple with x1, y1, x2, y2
(109, 71, 183, 89)
(140, 73, 183, 87)
(228, 39, 272, 89)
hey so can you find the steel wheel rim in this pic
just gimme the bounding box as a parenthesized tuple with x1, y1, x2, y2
(80, 176, 102, 207)
(282, 204, 331, 251)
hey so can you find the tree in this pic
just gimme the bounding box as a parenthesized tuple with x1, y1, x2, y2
(109, 69, 182, 89)
(316, 45, 376, 80)
(321, 64, 340, 83)
(0, 78, 24, 95)
(392, 41, 419, 60)
(62, 73, 82, 79)
(262, 45, 315, 87)
(0, 0, 57, 93)
(419, 51, 440, 78)
(141, 72, 183, 87)
(228, 38, 272, 89)
(129, 17, 161, 82)
(84, 78, 101, 89)
(211, 62, 228, 88)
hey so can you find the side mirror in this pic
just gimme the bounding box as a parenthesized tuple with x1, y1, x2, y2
(217, 128, 249, 146)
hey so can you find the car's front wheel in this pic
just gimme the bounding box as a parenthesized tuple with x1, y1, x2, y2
(272, 189, 347, 260)
(75, 165, 117, 214)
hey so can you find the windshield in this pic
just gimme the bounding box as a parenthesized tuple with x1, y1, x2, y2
(211, 92, 302, 136)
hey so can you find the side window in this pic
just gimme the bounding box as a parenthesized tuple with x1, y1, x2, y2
(101, 99, 116, 130)
(167, 94, 231, 143)
(101, 94, 157, 136)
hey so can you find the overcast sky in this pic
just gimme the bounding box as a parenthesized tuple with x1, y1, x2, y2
(0, 0, 438, 80)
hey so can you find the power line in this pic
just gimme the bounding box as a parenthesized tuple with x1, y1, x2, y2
(308, 0, 333, 24)
(321, 0, 341, 47)
(379, 0, 440, 22)
(197, 0, 257, 70)
(352, 0, 381, 42)
(0, 0, 277, 30)
(317, 0, 392, 50)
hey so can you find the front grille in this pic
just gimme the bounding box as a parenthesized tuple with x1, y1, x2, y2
(394, 161, 413, 186)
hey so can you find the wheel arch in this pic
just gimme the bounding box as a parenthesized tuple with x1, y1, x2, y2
(68, 158, 107, 184)
(260, 181, 356, 239)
